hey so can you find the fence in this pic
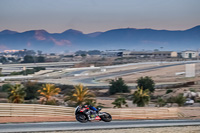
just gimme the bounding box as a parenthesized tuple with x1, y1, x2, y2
(0, 103, 74, 117)
(0, 103, 179, 119)
(103, 108, 179, 119)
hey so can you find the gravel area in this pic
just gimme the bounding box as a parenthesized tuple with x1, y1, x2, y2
(0, 116, 75, 123)
(38, 126, 200, 133)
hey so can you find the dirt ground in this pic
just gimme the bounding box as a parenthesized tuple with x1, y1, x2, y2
(39, 126, 200, 133)
(116, 64, 200, 83)
(0, 116, 75, 123)
(122, 65, 185, 83)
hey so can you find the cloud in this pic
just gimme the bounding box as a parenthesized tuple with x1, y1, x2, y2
(50, 37, 71, 46)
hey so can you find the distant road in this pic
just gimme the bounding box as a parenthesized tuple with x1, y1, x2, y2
(0, 61, 80, 68)
(74, 61, 200, 85)
(1, 119, 200, 132)
(0, 61, 80, 74)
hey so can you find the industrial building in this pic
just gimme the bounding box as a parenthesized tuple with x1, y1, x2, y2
(181, 50, 198, 58)
(124, 51, 178, 58)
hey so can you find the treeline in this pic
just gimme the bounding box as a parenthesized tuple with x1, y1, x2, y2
(10, 67, 45, 75)
(0, 76, 187, 108)
(21, 55, 45, 63)
(75, 50, 101, 56)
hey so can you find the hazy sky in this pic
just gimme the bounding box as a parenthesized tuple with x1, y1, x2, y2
(0, 0, 200, 33)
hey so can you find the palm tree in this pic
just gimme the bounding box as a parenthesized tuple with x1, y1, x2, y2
(7, 84, 26, 103)
(132, 87, 150, 107)
(65, 84, 95, 106)
(37, 84, 61, 104)
(112, 97, 128, 108)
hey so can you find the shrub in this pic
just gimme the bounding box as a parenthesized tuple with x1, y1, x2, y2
(166, 89, 173, 94)
(137, 76, 155, 93)
(167, 94, 186, 107)
(10, 71, 22, 75)
(24, 81, 41, 100)
(196, 99, 200, 103)
(37, 56, 45, 63)
(156, 97, 166, 107)
(10, 67, 45, 76)
(189, 88, 196, 92)
(174, 94, 186, 107)
(166, 96, 176, 107)
(2, 83, 13, 92)
(112, 97, 128, 108)
(22, 55, 34, 63)
(109, 78, 130, 95)
(33, 67, 45, 72)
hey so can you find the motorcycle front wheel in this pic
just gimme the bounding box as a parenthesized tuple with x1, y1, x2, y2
(100, 112, 112, 122)
(76, 114, 88, 123)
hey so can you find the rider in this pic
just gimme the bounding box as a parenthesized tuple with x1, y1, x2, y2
(89, 105, 98, 112)
(83, 105, 98, 113)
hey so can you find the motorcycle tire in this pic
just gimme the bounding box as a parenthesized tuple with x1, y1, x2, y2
(76, 114, 88, 123)
(100, 113, 112, 122)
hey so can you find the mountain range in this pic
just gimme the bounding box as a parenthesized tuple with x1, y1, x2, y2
(0, 25, 200, 53)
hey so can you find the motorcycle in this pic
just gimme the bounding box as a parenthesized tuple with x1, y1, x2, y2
(75, 106, 112, 123)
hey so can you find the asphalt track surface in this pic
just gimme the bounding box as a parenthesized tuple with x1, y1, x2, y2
(74, 62, 198, 85)
(0, 61, 80, 74)
(1, 120, 200, 132)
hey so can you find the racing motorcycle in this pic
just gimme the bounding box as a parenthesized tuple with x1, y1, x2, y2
(75, 106, 112, 123)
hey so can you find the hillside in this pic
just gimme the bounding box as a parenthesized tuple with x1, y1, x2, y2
(0, 25, 199, 52)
